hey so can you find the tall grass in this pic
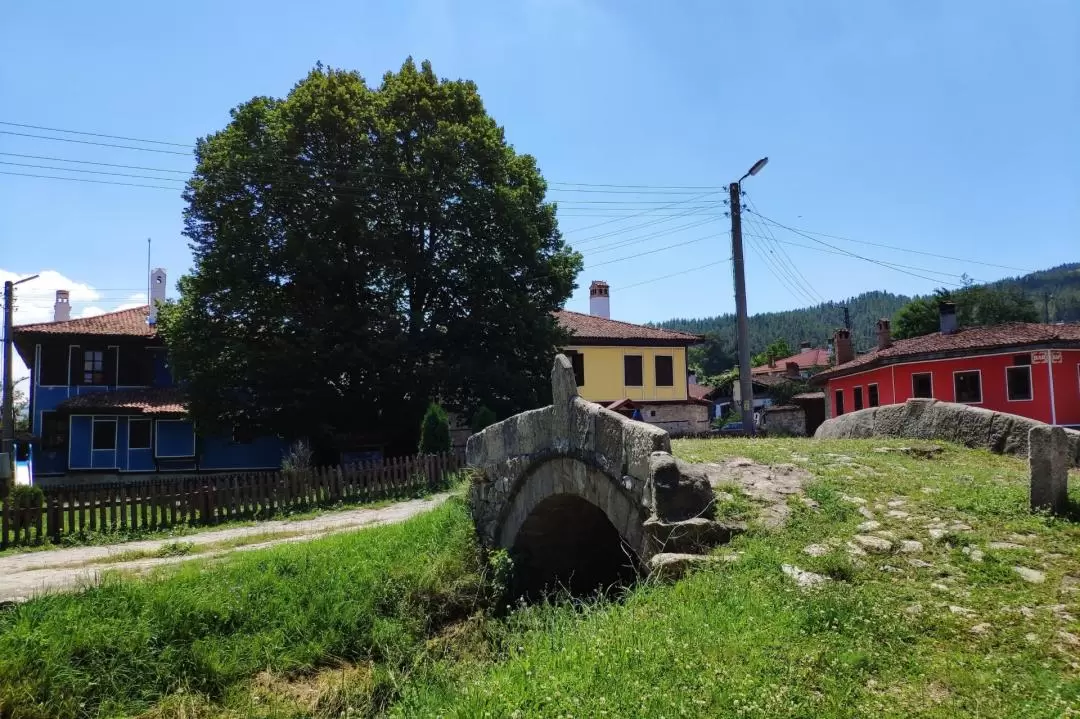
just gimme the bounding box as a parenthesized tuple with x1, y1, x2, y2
(0, 498, 485, 719)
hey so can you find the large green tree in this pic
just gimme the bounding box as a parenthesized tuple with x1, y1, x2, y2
(159, 61, 582, 453)
(892, 286, 1039, 340)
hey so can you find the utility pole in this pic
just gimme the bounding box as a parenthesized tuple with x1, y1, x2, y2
(2, 274, 38, 470)
(729, 157, 768, 437)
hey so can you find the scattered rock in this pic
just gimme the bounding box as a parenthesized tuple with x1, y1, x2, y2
(1046, 553, 1065, 560)
(875, 530, 898, 540)
(886, 510, 910, 519)
(921, 487, 941, 494)
(846, 542, 868, 557)
(904, 603, 923, 615)
(716, 552, 742, 563)
(879, 565, 901, 573)
(907, 558, 933, 568)
(1025, 633, 1040, 644)
(714, 491, 736, 503)
(1010, 533, 1038, 544)
(1014, 566, 1046, 584)
(852, 534, 893, 553)
(899, 540, 924, 554)
(989, 542, 1025, 551)
(647, 553, 721, 581)
(1020, 606, 1036, 619)
(1045, 605, 1077, 622)
(803, 544, 830, 557)
(1058, 631, 1080, 647)
(949, 605, 976, 616)
(840, 494, 867, 505)
(949, 523, 973, 532)
(1061, 576, 1080, 593)
(800, 497, 820, 510)
(929, 528, 947, 541)
(857, 520, 882, 532)
(781, 564, 828, 589)
(887, 499, 907, 508)
(858, 506, 876, 520)
(931, 583, 950, 592)
(969, 549, 985, 563)
(970, 623, 992, 635)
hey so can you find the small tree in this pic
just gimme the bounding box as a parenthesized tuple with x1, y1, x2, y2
(419, 402, 451, 454)
(470, 406, 497, 434)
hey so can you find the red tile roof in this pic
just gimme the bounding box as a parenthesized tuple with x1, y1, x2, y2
(814, 323, 1080, 382)
(688, 383, 721, 401)
(15, 305, 154, 337)
(555, 310, 700, 344)
(751, 348, 830, 375)
(56, 387, 186, 415)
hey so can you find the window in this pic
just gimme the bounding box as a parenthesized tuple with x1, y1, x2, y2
(39, 346, 68, 385)
(868, 384, 880, 407)
(117, 347, 154, 386)
(92, 419, 116, 450)
(1006, 365, 1032, 401)
(912, 373, 933, 399)
(83, 350, 106, 385)
(624, 355, 643, 387)
(566, 351, 585, 387)
(953, 371, 982, 404)
(41, 411, 68, 451)
(655, 355, 674, 387)
(129, 419, 152, 450)
(853, 386, 864, 411)
(834, 389, 845, 416)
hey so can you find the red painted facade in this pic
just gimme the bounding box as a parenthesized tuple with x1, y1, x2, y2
(826, 348, 1080, 427)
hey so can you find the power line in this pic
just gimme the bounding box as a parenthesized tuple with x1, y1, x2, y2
(0, 160, 187, 182)
(0, 121, 191, 148)
(0, 130, 191, 156)
(568, 195, 720, 243)
(747, 209, 1033, 273)
(578, 217, 718, 255)
(614, 258, 730, 291)
(0, 170, 181, 191)
(742, 196, 825, 304)
(0, 152, 192, 173)
(584, 234, 721, 270)
(744, 235, 820, 307)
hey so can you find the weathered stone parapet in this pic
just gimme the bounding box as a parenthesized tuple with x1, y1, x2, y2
(815, 398, 1080, 466)
(1030, 425, 1070, 515)
(466, 354, 722, 569)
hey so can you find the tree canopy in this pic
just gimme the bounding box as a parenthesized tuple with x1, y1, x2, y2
(751, 339, 793, 368)
(158, 61, 582, 455)
(892, 285, 1039, 340)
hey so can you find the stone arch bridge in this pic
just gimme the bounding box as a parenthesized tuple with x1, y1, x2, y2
(467, 355, 736, 593)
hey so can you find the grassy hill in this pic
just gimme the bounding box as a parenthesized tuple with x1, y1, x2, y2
(659, 262, 1080, 356)
(3, 439, 1079, 718)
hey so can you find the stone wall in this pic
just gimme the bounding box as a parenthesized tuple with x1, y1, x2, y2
(638, 402, 710, 436)
(763, 405, 807, 436)
(815, 398, 1080, 465)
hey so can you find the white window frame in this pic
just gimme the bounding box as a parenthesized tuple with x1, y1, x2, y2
(868, 383, 880, 407)
(952, 369, 983, 404)
(911, 372, 934, 399)
(1005, 365, 1033, 402)
(128, 418, 153, 450)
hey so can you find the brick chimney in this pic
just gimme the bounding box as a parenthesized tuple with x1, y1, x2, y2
(833, 328, 854, 366)
(148, 268, 167, 325)
(939, 301, 958, 335)
(589, 280, 610, 319)
(876, 318, 892, 350)
(784, 361, 800, 379)
(53, 290, 71, 322)
(767, 353, 776, 369)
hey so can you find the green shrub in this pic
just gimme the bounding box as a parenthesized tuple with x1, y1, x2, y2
(8, 484, 43, 507)
(470, 406, 497, 434)
(419, 402, 451, 454)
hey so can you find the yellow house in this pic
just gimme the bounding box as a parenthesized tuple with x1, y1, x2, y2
(553, 282, 707, 434)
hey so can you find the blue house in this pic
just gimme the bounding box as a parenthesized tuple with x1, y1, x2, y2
(13, 270, 286, 484)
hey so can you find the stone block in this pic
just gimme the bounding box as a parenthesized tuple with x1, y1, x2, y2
(649, 452, 716, 522)
(872, 403, 906, 438)
(594, 407, 628, 476)
(624, 422, 671, 481)
(569, 397, 599, 453)
(1030, 425, 1069, 516)
(1065, 428, 1080, 468)
(551, 354, 579, 433)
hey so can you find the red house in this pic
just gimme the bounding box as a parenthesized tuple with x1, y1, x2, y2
(813, 305, 1080, 429)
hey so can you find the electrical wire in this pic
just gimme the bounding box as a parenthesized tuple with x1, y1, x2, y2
(741, 196, 825, 304)
(614, 258, 730, 291)
(744, 235, 821, 307)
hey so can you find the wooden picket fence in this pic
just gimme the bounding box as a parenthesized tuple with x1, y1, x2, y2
(0, 452, 462, 549)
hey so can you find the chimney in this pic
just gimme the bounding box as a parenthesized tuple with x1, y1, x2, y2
(939, 301, 958, 335)
(800, 341, 812, 354)
(833, 328, 854, 366)
(876, 318, 892, 350)
(589, 280, 610, 319)
(148, 267, 167, 325)
(767, 353, 776, 369)
(785, 361, 800, 379)
(53, 290, 71, 322)
(688, 373, 698, 386)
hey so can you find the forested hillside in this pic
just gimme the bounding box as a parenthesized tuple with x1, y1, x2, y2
(658, 262, 1080, 358)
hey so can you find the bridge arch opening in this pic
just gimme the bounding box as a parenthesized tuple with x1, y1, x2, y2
(510, 493, 640, 599)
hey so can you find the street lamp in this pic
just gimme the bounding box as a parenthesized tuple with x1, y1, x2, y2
(729, 158, 768, 436)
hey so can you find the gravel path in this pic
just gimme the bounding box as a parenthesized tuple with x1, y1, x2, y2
(0, 494, 450, 604)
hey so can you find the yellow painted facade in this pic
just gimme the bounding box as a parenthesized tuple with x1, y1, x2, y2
(563, 344, 689, 403)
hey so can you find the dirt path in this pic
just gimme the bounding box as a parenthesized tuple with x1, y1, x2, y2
(0, 494, 450, 604)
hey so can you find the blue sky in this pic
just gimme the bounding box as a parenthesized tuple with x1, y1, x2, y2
(2, 0, 1077, 352)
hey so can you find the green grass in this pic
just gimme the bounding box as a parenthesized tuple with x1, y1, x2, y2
(0, 497, 488, 719)
(5, 441, 1080, 718)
